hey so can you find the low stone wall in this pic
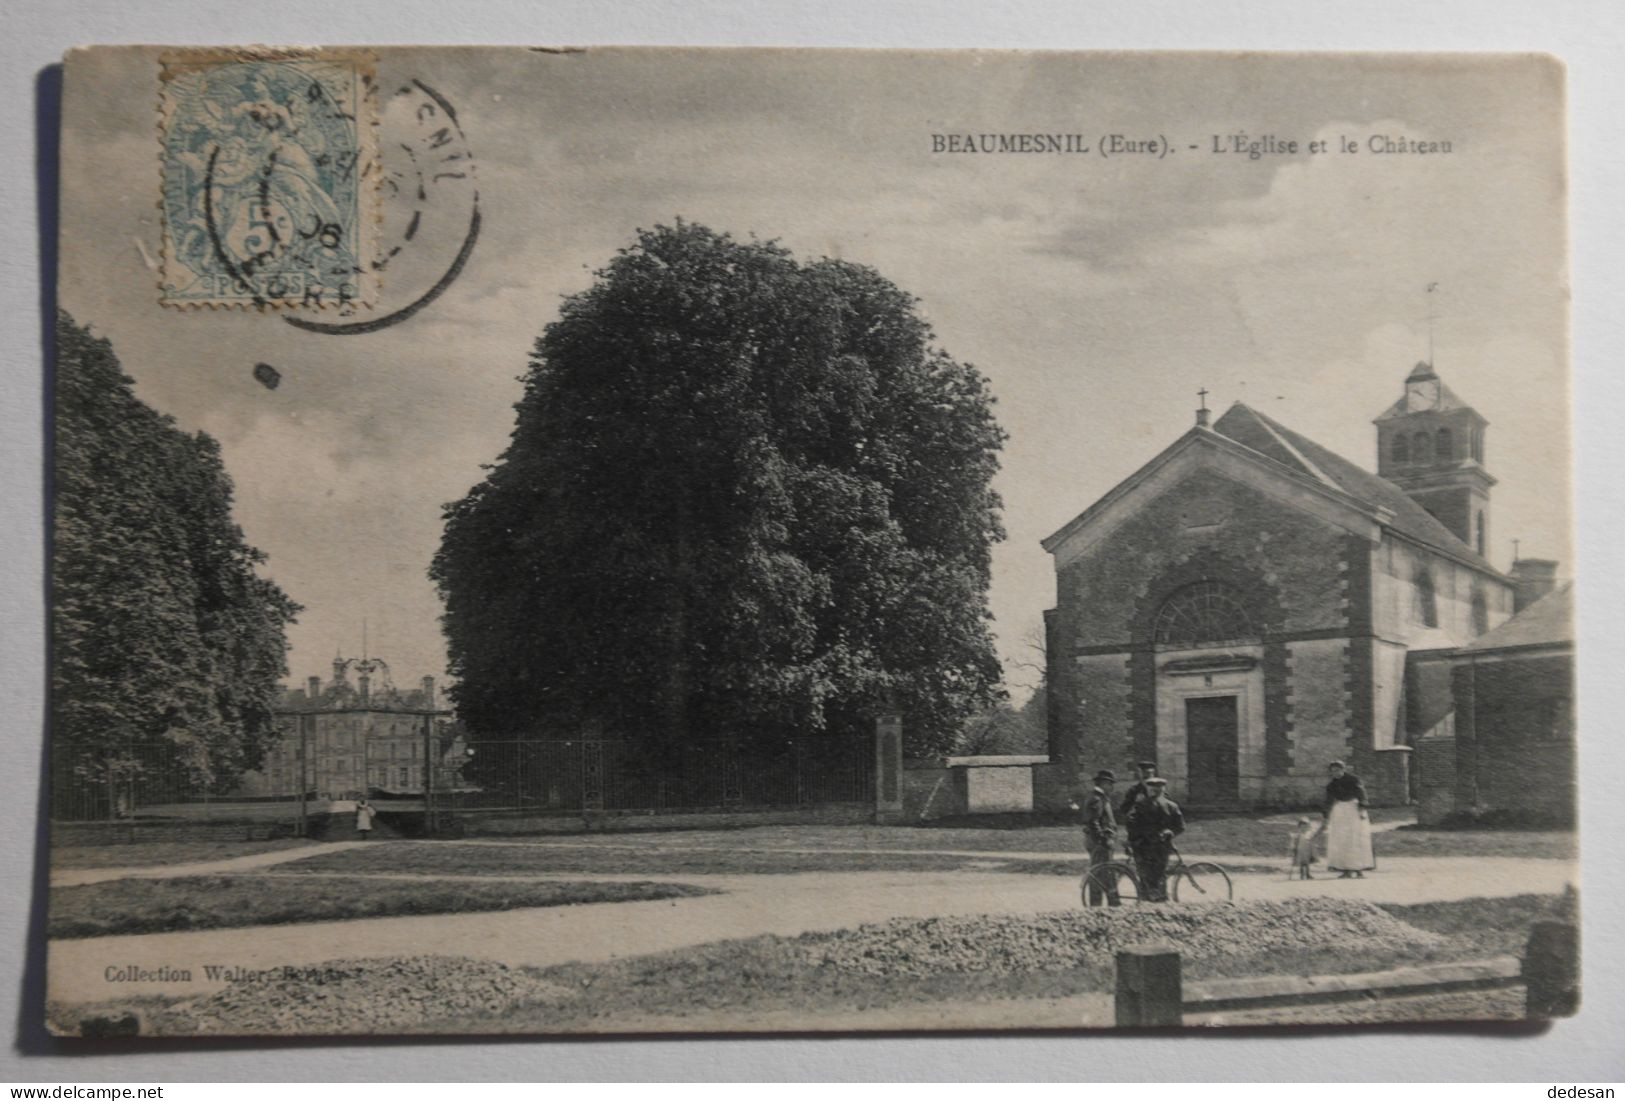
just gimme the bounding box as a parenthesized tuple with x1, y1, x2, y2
(901, 763, 962, 821)
(902, 756, 1051, 820)
(459, 802, 873, 836)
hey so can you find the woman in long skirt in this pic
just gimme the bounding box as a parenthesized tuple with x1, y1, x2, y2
(1322, 760, 1374, 878)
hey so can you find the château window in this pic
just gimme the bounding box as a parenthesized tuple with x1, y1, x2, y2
(1391, 435, 1410, 464)
(1471, 587, 1489, 636)
(1436, 427, 1453, 462)
(1476, 511, 1486, 556)
(1412, 431, 1433, 464)
(1471, 426, 1483, 462)
(1415, 567, 1438, 628)
(1153, 581, 1257, 646)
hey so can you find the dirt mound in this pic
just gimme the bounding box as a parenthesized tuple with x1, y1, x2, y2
(801, 898, 1443, 978)
(176, 955, 568, 1035)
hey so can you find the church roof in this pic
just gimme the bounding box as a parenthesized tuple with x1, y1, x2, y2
(1372, 374, 1482, 422)
(1212, 402, 1499, 573)
(1460, 581, 1573, 653)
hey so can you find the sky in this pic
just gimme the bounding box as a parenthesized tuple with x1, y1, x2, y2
(57, 48, 1569, 698)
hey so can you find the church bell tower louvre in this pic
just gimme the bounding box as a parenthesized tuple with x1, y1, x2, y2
(1374, 361, 1495, 557)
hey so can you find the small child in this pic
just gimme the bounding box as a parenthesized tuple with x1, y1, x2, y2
(1289, 816, 1319, 880)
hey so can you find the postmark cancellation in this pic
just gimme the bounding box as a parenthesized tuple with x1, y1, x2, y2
(158, 49, 378, 309)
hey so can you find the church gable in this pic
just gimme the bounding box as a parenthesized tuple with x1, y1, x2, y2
(1054, 464, 1359, 651)
(1044, 430, 1378, 573)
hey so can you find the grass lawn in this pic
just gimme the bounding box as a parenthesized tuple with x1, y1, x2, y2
(51, 838, 319, 870)
(278, 839, 1291, 878)
(1181, 812, 1576, 860)
(283, 810, 1575, 871)
(278, 844, 1035, 877)
(48, 874, 718, 939)
(424, 891, 1573, 1032)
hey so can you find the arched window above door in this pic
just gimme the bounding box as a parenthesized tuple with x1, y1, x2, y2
(1153, 580, 1257, 646)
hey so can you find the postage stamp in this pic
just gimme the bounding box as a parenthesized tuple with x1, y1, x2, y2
(158, 49, 377, 309)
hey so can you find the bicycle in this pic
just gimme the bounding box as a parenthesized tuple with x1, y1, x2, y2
(1080, 842, 1233, 906)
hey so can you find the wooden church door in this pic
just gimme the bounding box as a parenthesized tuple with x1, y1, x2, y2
(1185, 695, 1240, 804)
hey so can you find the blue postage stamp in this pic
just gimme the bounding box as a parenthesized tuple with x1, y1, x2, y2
(159, 50, 377, 309)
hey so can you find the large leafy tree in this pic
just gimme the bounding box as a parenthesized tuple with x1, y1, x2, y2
(53, 312, 301, 789)
(433, 223, 1007, 756)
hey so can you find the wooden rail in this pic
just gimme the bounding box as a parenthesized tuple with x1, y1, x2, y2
(1114, 920, 1578, 1026)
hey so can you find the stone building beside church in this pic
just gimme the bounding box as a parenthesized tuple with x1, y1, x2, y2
(1041, 362, 1530, 809)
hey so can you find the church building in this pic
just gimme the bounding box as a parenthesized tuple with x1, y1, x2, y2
(1041, 362, 1519, 809)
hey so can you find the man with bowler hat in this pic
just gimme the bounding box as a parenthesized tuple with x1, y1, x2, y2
(1127, 776, 1184, 901)
(1076, 769, 1121, 906)
(1119, 760, 1160, 818)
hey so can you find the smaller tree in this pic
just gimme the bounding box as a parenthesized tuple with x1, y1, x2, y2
(953, 694, 1048, 757)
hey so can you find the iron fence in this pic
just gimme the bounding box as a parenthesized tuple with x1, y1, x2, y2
(51, 731, 877, 835)
(433, 734, 874, 818)
(49, 743, 307, 825)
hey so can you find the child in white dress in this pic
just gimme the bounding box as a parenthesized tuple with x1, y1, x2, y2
(1289, 816, 1319, 880)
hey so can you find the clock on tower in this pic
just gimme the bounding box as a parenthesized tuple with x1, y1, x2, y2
(1406, 375, 1440, 412)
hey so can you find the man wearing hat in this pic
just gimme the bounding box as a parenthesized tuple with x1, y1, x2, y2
(1126, 775, 1185, 902)
(1077, 769, 1121, 906)
(1119, 760, 1161, 818)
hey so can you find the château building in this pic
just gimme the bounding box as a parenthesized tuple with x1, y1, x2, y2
(239, 656, 453, 800)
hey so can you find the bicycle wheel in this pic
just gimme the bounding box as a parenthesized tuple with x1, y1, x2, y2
(1170, 861, 1233, 902)
(1081, 862, 1141, 907)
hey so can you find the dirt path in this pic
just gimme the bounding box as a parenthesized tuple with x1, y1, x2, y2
(46, 854, 1575, 1006)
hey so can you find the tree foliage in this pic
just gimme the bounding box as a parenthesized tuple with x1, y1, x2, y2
(433, 223, 1006, 755)
(954, 688, 1048, 758)
(53, 312, 301, 787)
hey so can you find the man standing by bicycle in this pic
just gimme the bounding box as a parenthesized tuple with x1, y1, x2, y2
(1119, 760, 1160, 818)
(1127, 775, 1184, 902)
(1075, 769, 1121, 907)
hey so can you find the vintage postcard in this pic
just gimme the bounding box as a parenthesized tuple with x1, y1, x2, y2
(48, 47, 1574, 1036)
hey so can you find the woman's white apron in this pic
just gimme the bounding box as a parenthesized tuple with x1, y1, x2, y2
(1325, 799, 1374, 871)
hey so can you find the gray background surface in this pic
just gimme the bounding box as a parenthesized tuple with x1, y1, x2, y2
(3, 0, 1623, 1082)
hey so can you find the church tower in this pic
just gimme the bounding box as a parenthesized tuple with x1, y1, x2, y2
(1374, 362, 1494, 556)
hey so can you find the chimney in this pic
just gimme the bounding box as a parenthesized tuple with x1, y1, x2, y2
(1510, 558, 1559, 613)
(421, 675, 436, 709)
(332, 656, 349, 688)
(307, 675, 321, 701)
